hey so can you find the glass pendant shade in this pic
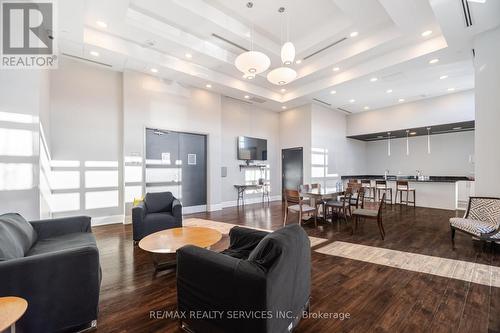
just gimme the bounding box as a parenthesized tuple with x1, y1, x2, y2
(267, 67, 297, 85)
(281, 42, 295, 65)
(235, 51, 270, 76)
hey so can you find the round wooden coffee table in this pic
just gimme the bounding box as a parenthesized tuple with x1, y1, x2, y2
(139, 227, 222, 271)
(0, 296, 28, 332)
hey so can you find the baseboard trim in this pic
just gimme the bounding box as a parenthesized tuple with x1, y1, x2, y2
(92, 214, 124, 226)
(220, 195, 281, 209)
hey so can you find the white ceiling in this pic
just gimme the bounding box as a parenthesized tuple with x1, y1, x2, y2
(57, 0, 500, 112)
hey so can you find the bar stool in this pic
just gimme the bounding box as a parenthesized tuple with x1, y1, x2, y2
(395, 180, 416, 207)
(375, 180, 393, 205)
(361, 179, 375, 202)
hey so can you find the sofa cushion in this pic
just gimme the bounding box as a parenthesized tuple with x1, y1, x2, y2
(26, 232, 97, 257)
(0, 213, 38, 261)
(144, 192, 174, 213)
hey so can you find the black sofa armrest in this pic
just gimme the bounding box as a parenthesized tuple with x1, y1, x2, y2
(172, 199, 182, 223)
(221, 227, 269, 259)
(30, 216, 91, 240)
(0, 245, 101, 332)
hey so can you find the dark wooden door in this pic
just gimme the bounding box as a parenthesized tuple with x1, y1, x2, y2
(282, 147, 303, 198)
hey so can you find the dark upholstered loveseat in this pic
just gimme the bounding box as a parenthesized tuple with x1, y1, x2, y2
(0, 213, 101, 333)
(132, 192, 182, 241)
(177, 224, 311, 333)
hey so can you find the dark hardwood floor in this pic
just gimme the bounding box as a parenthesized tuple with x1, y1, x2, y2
(92, 202, 500, 333)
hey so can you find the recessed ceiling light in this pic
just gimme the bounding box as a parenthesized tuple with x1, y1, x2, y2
(421, 30, 433, 37)
(96, 21, 107, 28)
(448, 87, 455, 92)
(429, 58, 439, 64)
(295, 59, 302, 64)
(398, 98, 405, 102)
(244, 95, 250, 99)
(467, 0, 486, 3)
(280, 88, 286, 93)
(350, 31, 359, 38)
(333, 67, 340, 72)
(150, 68, 158, 73)
(205, 84, 212, 88)
(386, 89, 393, 93)
(410, 132, 417, 135)
(439, 75, 448, 80)
(185, 53, 192, 58)
(370, 77, 378, 82)
(90, 51, 99, 57)
(330, 90, 337, 94)
(244, 74, 255, 80)
(282, 106, 287, 110)
(453, 127, 462, 130)
(363, 106, 370, 110)
(349, 99, 356, 103)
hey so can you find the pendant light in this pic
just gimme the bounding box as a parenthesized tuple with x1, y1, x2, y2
(387, 132, 391, 156)
(279, 7, 295, 65)
(234, 2, 271, 78)
(427, 127, 431, 154)
(406, 130, 410, 156)
(267, 6, 297, 85)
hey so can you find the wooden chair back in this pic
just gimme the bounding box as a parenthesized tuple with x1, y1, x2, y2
(396, 180, 409, 190)
(284, 189, 301, 206)
(361, 179, 371, 187)
(375, 180, 387, 188)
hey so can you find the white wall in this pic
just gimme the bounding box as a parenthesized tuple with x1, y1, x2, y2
(220, 97, 281, 204)
(49, 57, 124, 221)
(279, 105, 312, 183)
(123, 71, 223, 211)
(311, 104, 366, 187)
(474, 26, 500, 197)
(0, 70, 47, 220)
(346, 90, 474, 136)
(365, 131, 475, 176)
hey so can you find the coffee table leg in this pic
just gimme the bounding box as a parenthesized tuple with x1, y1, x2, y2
(152, 253, 177, 272)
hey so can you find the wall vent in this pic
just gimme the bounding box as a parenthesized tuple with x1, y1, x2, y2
(224, 95, 252, 104)
(62, 53, 112, 68)
(249, 96, 266, 103)
(337, 107, 352, 114)
(211, 33, 249, 52)
(312, 98, 331, 106)
(461, 0, 473, 27)
(303, 37, 347, 60)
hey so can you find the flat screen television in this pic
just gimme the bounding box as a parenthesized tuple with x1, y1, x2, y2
(237, 136, 267, 161)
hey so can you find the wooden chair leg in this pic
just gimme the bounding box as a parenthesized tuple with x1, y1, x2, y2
(299, 210, 302, 226)
(378, 218, 385, 240)
(451, 227, 455, 242)
(283, 208, 288, 226)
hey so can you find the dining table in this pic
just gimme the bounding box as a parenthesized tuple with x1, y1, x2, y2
(303, 187, 344, 222)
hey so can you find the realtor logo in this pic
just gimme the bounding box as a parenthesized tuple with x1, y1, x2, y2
(1, 0, 57, 68)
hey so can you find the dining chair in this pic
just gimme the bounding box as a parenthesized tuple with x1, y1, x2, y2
(361, 179, 375, 201)
(283, 189, 317, 227)
(352, 193, 386, 240)
(375, 180, 393, 205)
(325, 188, 353, 229)
(395, 180, 416, 207)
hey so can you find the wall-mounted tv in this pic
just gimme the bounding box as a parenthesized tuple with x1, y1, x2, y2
(237, 136, 267, 161)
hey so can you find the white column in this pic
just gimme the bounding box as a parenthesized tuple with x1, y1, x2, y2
(473, 27, 500, 197)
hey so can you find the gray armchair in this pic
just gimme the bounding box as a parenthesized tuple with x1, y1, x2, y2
(132, 191, 182, 241)
(0, 213, 101, 333)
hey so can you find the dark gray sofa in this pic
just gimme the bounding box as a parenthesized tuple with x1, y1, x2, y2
(132, 192, 182, 241)
(0, 213, 101, 333)
(177, 224, 311, 333)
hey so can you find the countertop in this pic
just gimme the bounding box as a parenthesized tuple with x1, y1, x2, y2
(341, 175, 474, 183)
